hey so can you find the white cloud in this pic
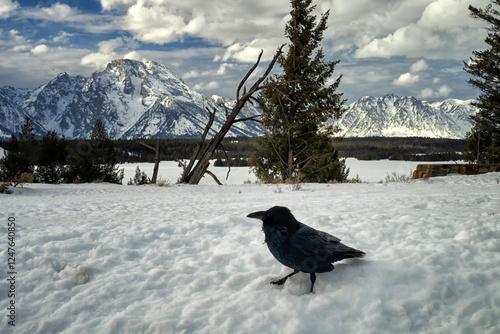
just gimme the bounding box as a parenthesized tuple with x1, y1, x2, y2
(52, 31, 74, 44)
(433, 77, 440, 84)
(98, 37, 124, 54)
(20, 2, 119, 34)
(3, 29, 31, 51)
(22, 3, 79, 22)
(217, 63, 235, 76)
(100, 0, 136, 11)
(355, 0, 491, 60)
(81, 52, 115, 69)
(30, 44, 49, 55)
(123, 51, 142, 61)
(410, 59, 430, 72)
(81, 37, 141, 69)
(0, 0, 18, 18)
(41, 3, 78, 20)
(420, 88, 435, 99)
(193, 80, 219, 92)
(104, 0, 286, 61)
(419, 84, 452, 99)
(393, 72, 420, 86)
(437, 84, 452, 96)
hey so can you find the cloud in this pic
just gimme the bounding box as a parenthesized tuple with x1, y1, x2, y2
(81, 37, 123, 68)
(22, 3, 79, 22)
(193, 80, 219, 92)
(100, 0, 136, 11)
(81, 36, 141, 69)
(355, 0, 491, 60)
(123, 50, 142, 61)
(20, 2, 119, 34)
(52, 31, 74, 44)
(393, 72, 420, 86)
(437, 84, 452, 96)
(0, 0, 18, 18)
(420, 84, 452, 99)
(30, 44, 49, 55)
(100, 0, 287, 61)
(410, 59, 430, 72)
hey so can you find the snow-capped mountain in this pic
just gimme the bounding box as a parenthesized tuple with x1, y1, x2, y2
(0, 59, 262, 140)
(335, 94, 476, 139)
(0, 62, 477, 140)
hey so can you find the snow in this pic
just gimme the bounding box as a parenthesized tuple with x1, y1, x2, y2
(118, 158, 461, 185)
(1, 161, 500, 333)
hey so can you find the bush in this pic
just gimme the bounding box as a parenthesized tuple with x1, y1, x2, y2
(383, 171, 413, 183)
(128, 166, 149, 185)
(0, 182, 12, 194)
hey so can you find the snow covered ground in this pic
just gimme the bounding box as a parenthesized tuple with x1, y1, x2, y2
(119, 158, 452, 185)
(1, 161, 499, 333)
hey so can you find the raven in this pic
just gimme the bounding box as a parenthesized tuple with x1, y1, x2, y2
(247, 206, 365, 293)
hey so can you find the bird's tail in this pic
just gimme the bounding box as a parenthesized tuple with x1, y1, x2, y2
(329, 245, 366, 263)
(342, 249, 366, 259)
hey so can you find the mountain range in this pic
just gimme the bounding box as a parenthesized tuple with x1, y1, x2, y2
(0, 59, 261, 141)
(0, 59, 477, 140)
(335, 94, 476, 139)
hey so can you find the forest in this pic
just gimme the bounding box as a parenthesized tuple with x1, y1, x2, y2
(0, 136, 466, 168)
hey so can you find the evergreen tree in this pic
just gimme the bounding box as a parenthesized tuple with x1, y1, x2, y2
(0, 116, 36, 180)
(89, 118, 123, 183)
(249, 0, 348, 182)
(35, 130, 69, 184)
(0, 135, 22, 181)
(464, 0, 500, 163)
(69, 119, 123, 183)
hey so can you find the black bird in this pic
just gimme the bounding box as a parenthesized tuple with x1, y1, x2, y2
(247, 206, 365, 293)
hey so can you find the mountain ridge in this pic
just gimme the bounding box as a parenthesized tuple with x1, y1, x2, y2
(334, 94, 476, 139)
(0, 59, 477, 140)
(0, 59, 262, 140)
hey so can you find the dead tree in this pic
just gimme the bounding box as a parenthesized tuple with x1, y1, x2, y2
(138, 139, 160, 184)
(178, 45, 284, 185)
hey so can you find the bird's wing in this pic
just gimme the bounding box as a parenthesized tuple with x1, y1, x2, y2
(290, 225, 342, 257)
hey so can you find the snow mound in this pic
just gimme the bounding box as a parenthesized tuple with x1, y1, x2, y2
(56, 262, 90, 286)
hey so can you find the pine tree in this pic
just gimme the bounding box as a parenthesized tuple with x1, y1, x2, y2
(36, 130, 69, 183)
(0, 116, 36, 181)
(70, 119, 124, 183)
(249, 0, 348, 183)
(464, 0, 500, 163)
(90, 118, 123, 183)
(0, 135, 22, 181)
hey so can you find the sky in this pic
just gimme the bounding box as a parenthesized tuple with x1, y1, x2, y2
(0, 0, 491, 104)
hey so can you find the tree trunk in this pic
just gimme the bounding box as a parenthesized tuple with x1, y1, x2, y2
(138, 139, 160, 184)
(178, 45, 284, 185)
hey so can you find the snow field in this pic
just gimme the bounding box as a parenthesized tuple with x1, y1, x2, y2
(1, 164, 499, 333)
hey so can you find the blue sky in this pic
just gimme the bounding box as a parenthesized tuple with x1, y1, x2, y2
(0, 0, 491, 103)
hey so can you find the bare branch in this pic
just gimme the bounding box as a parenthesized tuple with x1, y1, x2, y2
(217, 143, 231, 180)
(237, 49, 264, 101)
(179, 45, 284, 185)
(233, 115, 262, 123)
(138, 140, 156, 151)
(176, 159, 187, 171)
(205, 170, 223, 185)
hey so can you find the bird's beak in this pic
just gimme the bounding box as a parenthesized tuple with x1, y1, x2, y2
(247, 211, 266, 220)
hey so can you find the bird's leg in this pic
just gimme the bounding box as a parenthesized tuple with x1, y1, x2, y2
(309, 273, 316, 293)
(271, 270, 299, 286)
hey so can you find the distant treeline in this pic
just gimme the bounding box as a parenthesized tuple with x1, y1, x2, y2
(334, 137, 467, 161)
(0, 136, 466, 164)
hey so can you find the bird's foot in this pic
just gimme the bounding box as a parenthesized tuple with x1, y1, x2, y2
(270, 278, 288, 285)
